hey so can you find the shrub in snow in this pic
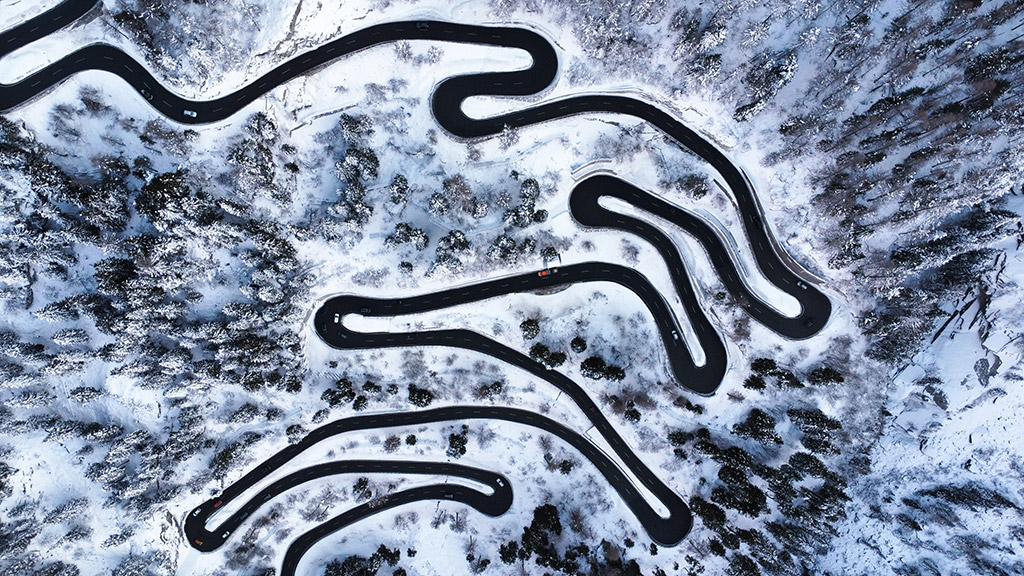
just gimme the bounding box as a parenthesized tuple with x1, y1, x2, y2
(446, 425, 469, 458)
(408, 384, 434, 407)
(68, 386, 103, 403)
(389, 174, 409, 204)
(570, 336, 587, 353)
(428, 192, 450, 217)
(353, 395, 368, 411)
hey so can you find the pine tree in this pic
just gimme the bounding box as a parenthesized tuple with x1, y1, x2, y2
(733, 409, 782, 445)
(580, 356, 607, 379)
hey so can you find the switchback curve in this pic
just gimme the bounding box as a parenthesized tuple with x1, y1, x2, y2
(184, 406, 691, 574)
(184, 459, 511, 552)
(1, 2, 833, 570)
(0, 0, 830, 344)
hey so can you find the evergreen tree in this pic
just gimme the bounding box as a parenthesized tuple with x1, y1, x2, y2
(520, 319, 540, 340)
(733, 409, 782, 445)
(580, 356, 607, 379)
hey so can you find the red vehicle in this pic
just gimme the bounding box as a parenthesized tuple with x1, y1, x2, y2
(538, 268, 558, 277)
(213, 500, 223, 508)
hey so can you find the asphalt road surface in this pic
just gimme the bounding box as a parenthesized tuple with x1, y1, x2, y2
(3, 3, 832, 573)
(1, 0, 830, 359)
(183, 406, 691, 576)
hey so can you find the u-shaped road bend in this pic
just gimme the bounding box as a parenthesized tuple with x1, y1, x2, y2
(1, 0, 830, 344)
(570, 175, 830, 338)
(183, 406, 691, 575)
(317, 261, 726, 393)
(3, 1, 832, 569)
(316, 168, 830, 398)
(185, 459, 512, 570)
(184, 459, 512, 551)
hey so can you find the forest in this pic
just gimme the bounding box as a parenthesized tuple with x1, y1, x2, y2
(1, 0, 1023, 574)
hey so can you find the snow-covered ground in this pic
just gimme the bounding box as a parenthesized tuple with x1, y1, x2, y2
(2, 0, 1023, 575)
(821, 194, 1024, 575)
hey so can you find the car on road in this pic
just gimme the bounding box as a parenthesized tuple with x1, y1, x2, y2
(360, 307, 371, 313)
(213, 499, 223, 508)
(803, 317, 814, 328)
(183, 109, 197, 118)
(191, 508, 202, 517)
(194, 539, 204, 546)
(671, 330, 679, 341)
(140, 89, 153, 101)
(416, 22, 429, 30)
(222, 530, 230, 539)
(538, 268, 558, 277)
(333, 313, 340, 323)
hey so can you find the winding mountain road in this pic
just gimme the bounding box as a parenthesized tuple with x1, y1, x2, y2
(2, 2, 833, 574)
(183, 406, 691, 576)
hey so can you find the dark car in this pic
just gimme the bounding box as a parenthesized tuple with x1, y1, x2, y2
(416, 22, 429, 31)
(140, 88, 153, 101)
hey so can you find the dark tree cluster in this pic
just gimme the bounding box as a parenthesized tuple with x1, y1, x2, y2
(323, 544, 401, 576)
(570, 336, 587, 353)
(408, 384, 434, 408)
(579, 355, 626, 381)
(530, 343, 568, 368)
(679, 417, 853, 574)
(388, 174, 409, 205)
(733, 409, 782, 446)
(520, 318, 541, 340)
(335, 144, 380, 225)
(385, 222, 429, 251)
(475, 380, 504, 401)
(787, 408, 843, 456)
(487, 233, 536, 265)
(431, 230, 471, 274)
(227, 112, 292, 208)
(748, 358, 802, 389)
(322, 377, 358, 407)
(503, 178, 547, 227)
(446, 425, 469, 459)
(499, 504, 652, 575)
